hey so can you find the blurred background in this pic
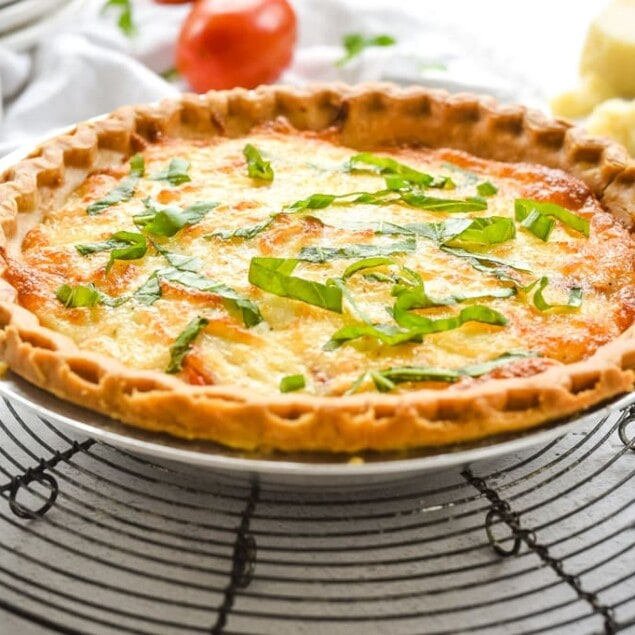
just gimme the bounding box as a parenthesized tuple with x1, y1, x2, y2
(0, 0, 622, 156)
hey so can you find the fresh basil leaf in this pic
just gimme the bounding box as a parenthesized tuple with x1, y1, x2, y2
(134, 198, 218, 237)
(56, 283, 102, 308)
(348, 152, 452, 189)
(476, 181, 498, 197)
(297, 238, 416, 263)
(104, 231, 147, 273)
(336, 33, 396, 67)
(166, 316, 209, 374)
(151, 242, 203, 272)
(524, 276, 582, 311)
(450, 216, 516, 245)
(279, 374, 306, 393)
(243, 144, 274, 182)
(249, 257, 342, 313)
(205, 216, 275, 240)
(515, 198, 590, 238)
(150, 157, 191, 186)
(400, 193, 488, 213)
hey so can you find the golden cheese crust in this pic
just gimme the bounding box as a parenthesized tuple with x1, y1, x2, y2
(1, 83, 635, 453)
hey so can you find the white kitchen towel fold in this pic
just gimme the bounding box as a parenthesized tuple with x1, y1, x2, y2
(0, 0, 524, 158)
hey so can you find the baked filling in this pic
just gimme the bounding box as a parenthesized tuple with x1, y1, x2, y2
(1, 85, 634, 452)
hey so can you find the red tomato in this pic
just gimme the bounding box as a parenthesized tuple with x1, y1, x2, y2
(176, 0, 297, 92)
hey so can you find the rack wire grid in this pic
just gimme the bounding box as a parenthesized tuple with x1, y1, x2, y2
(0, 393, 634, 635)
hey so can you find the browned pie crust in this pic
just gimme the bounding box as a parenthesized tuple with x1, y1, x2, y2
(1, 83, 635, 453)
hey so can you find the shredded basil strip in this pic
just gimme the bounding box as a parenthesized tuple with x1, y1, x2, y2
(525, 276, 583, 311)
(323, 323, 424, 350)
(150, 157, 191, 186)
(341, 257, 397, 280)
(476, 181, 498, 197)
(450, 216, 516, 245)
(55, 283, 101, 308)
(163, 268, 263, 327)
(392, 303, 508, 331)
(166, 316, 209, 374)
(249, 257, 342, 313)
(441, 245, 531, 278)
(243, 144, 274, 182)
(133, 273, 162, 305)
(297, 238, 416, 263)
(348, 152, 452, 189)
(400, 192, 487, 213)
(76, 231, 147, 273)
(279, 374, 306, 393)
(133, 254, 262, 327)
(288, 190, 487, 214)
(86, 154, 145, 215)
(133, 198, 218, 237)
(518, 209, 556, 241)
(55, 282, 126, 308)
(460, 350, 539, 376)
(368, 350, 538, 392)
(325, 305, 507, 350)
(287, 190, 393, 211)
(129, 153, 145, 178)
(205, 216, 275, 240)
(392, 283, 516, 315)
(515, 198, 590, 239)
(336, 33, 396, 67)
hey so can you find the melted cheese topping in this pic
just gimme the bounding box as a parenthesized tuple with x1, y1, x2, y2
(8, 123, 635, 396)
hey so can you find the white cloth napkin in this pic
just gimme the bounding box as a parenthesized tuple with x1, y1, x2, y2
(0, 0, 531, 158)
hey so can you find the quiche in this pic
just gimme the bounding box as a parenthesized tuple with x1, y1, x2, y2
(1, 83, 635, 453)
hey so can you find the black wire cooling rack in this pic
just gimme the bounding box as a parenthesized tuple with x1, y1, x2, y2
(0, 394, 634, 635)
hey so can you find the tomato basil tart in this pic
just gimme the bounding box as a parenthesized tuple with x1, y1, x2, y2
(1, 84, 635, 453)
